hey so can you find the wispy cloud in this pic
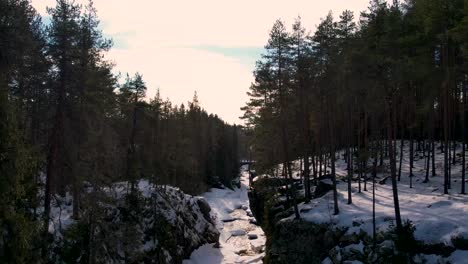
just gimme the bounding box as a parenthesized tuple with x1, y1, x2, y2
(104, 31, 136, 50)
(31, 0, 369, 123)
(189, 45, 263, 69)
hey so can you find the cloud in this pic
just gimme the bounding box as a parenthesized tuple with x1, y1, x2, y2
(108, 46, 253, 124)
(103, 31, 136, 50)
(31, 0, 370, 123)
(188, 45, 263, 70)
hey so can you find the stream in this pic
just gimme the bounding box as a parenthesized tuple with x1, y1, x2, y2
(184, 168, 265, 264)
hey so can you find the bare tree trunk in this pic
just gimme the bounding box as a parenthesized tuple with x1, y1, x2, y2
(126, 94, 139, 195)
(329, 103, 339, 215)
(364, 160, 368, 192)
(452, 113, 457, 166)
(319, 148, 323, 178)
(450, 141, 453, 189)
(409, 133, 414, 188)
(379, 139, 384, 167)
(425, 139, 430, 183)
(283, 164, 290, 205)
(448, 139, 452, 189)
(347, 109, 353, 204)
(44, 73, 66, 247)
(372, 142, 378, 250)
(387, 95, 403, 232)
(312, 151, 317, 186)
(303, 154, 311, 202)
(285, 159, 300, 219)
(358, 122, 362, 193)
(347, 146, 352, 204)
(398, 139, 404, 181)
(443, 36, 450, 195)
(461, 84, 466, 194)
(432, 137, 436, 177)
(363, 111, 368, 192)
(331, 147, 339, 215)
(324, 153, 328, 174)
(358, 161, 362, 193)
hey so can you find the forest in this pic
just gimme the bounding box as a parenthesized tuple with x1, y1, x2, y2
(1, 0, 242, 262)
(3, 0, 468, 263)
(242, 0, 467, 234)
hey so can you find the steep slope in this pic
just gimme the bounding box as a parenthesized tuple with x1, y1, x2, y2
(44, 180, 219, 263)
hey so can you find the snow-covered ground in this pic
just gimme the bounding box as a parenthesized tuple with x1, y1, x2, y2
(184, 168, 266, 264)
(282, 141, 468, 263)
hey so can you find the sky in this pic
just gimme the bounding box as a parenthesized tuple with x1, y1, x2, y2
(31, 0, 370, 124)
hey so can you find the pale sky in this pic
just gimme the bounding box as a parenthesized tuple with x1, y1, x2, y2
(32, 0, 369, 124)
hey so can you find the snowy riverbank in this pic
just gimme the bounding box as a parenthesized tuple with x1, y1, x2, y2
(184, 168, 266, 264)
(254, 141, 468, 263)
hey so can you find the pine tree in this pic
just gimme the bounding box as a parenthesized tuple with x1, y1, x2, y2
(44, 0, 81, 235)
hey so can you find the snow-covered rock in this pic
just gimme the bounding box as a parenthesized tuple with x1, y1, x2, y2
(231, 229, 247, 236)
(47, 181, 219, 264)
(248, 233, 258, 240)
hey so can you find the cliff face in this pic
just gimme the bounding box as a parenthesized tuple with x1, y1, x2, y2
(46, 181, 219, 264)
(248, 177, 343, 264)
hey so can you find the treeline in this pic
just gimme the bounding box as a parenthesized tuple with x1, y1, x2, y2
(1, 0, 240, 262)
(243, 0, 467, 231)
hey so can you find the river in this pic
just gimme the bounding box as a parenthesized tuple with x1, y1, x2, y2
(183, 168, 265, 263)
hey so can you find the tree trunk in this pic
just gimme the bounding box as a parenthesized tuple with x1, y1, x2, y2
(363, 160, 368, 192)
(328, 103, 339, 215)
(319, 149, 323, 178)
(312, 151, 317, 186)
(448, 139, 452, 189)
(432, 138, 436, 176)
(424, 140, 430, 183)
(331, 147, 339, 215)
(304, 154, 311, 202)
(387, 95, 403, 232)
(398, 139, 404, 181)
(372, 143, 378, 250)
(409, 133, 414, 188)
(461, 85, 466, 194)
(443, 36, 450, 195)
(127, 94, 139, 193)
(44, 64, 67, 244)
(358, 161, 362, 193)
(347, 146, 352, 204)
(379, 139, 384, 167)
(282, 164, 290, 205)
(285, 159, 300, 219)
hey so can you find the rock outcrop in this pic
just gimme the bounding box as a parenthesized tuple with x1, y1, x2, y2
(48, 182, 219, 264)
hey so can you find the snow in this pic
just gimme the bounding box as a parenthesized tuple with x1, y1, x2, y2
(284, 142, 468, 245)
(447, 250, 468, 263)
(342, 241, 364, 254)
(282, 141, 468, 262)
(43, 177, 218, 263)
(48, 193, 74, 236)
(184, 169, 266, 264)
(417, 254, 443, 264)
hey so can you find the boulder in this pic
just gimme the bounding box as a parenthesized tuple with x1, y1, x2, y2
(53, 185, 220, 264)
(231, 229, 247, 236)
(222, 217, 237, 223)
(248, 233, 258, 240)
